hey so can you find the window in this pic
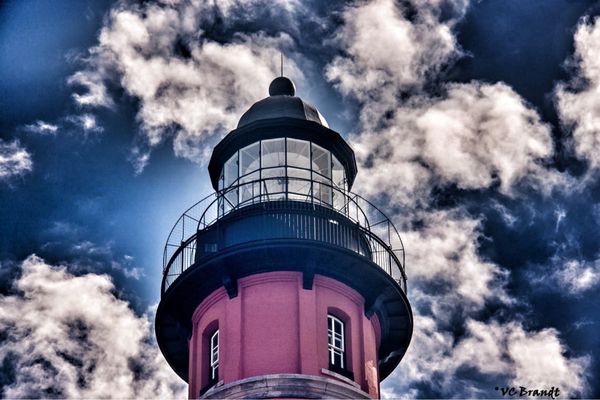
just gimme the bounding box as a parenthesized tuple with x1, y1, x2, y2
(224, 153, 239, 187)
(287, 168, 311, 201)
(332, 156, 345, 189)
(261, 139, 286, 200)
(239, 143, 261, 204)
(240, 142, 260, 178)
(261, 138, 286, 168)
(218, 138, 348, 211)
(332, 157, 346, 211)
(223, 153, 239, 212)
(209, 330, 219, 383)
(311, 143, 331, 179)
(327, 315, 345, 370)
(287, 138, 310, 169)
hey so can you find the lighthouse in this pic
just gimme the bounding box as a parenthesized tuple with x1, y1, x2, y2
(155, 76, 413, 399)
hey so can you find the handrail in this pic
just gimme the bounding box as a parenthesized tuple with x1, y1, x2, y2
(162, 177, 406, 293)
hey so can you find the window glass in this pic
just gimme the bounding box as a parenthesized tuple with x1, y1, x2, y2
(332, 156, 345, 189)
(312, 173, 332, 206)
(224, 153, 238, 187)
(311, 143, 331, 179)
(240, 142, 260, 178)
(332, 157, 345, 211)
(223, 188, 238, 213)
(261, 138, 286, 168)
(218, 138, 350, 211)
(239, 171, 260, 204)
(287, 138, 310, 169)
(288, 168, 311, 201)
(327, 315, 345, 369)
(210, 330, 219, 381)
(261, 168, 286, 200)
(218, 170, 224, 191)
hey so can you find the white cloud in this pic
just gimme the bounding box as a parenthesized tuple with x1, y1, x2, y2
(24, 121, 59, 135)
(67, 113, 103, 133)
(0, 255, 185, 398)
(326, 0, 464, 101)
(402, 210, 509, 311)
(384, 316, 588, 399)
(379, 211, 589, 398)
(0, 139, 33, 181)
(68, 69, 114, 108)
(350, 82, 560, 207)
(70, 0, 302, 168)
(551, 258, 600, 294)
(556, 16, 600, 168)
(554, 207, 566, 232)
(491, 200, 518, 227)
(327, 0, 569, 205)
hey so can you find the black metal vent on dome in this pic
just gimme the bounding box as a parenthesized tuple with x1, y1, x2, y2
(269, 76, 296, 96)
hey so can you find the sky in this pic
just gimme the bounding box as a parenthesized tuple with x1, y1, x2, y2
(1, 0, 600, 398)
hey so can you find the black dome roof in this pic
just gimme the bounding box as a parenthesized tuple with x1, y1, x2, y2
(237, 77, 329, 128)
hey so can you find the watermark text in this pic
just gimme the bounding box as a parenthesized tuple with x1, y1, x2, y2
(495, 386, 560, 399)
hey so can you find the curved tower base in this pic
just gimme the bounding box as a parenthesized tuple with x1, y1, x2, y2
(202, 374, 371, 399)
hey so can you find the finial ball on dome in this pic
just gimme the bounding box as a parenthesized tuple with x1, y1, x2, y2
(269, 76, 295, 96)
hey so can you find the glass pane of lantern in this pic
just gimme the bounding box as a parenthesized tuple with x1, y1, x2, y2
(261, 138, 286, 168)
(287, 138, 310, 169)
(218, 170, 224, 191)
(240, 142, 260, 178)
(261, 167, 286, 200)
(239, 171, 260, 204)
(288, 168, 311, 201)
(224, 188, 238, 211)
(311, 143, 331, 179)
(313, 174, 332, 206)
(224, 153, 238, 187)
(332, 156, 345, 189)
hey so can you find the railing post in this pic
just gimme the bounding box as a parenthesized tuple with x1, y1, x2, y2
(180, 241, 184, 274)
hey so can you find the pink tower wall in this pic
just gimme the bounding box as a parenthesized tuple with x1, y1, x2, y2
(188, 271, 382, 399)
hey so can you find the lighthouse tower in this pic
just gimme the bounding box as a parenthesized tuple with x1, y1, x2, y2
(156, 77, 413, 399)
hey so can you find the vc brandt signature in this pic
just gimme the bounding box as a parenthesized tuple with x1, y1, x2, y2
(495, 386, 560, 399)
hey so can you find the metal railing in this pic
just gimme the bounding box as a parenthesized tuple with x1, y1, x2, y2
(162, 177, 406, 293)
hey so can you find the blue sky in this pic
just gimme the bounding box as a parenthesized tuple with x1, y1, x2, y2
(1, 0, 600, 398)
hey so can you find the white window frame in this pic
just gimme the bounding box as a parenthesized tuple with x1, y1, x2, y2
(327, 314, 345, 369)
(210, 330, 219, 381)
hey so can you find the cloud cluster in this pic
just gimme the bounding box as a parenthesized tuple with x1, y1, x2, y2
(325, 2, 589, 397)
(326, 0, 465, 101)
(403, 210, 508, 310)
(382, 211, 589, 398)
(547, 257, 600, 295)
(325, 0, 564, 207)
(386, 316, 589, 399)
(0, 255, 185, 398)
(23, 121, 59, 135)
(70, 0, 301, 167)
(66, 114, 103, 134)
(0, 139, 33, 182)
(556, 16, 600, 168)
(350, 82, 559, 207)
